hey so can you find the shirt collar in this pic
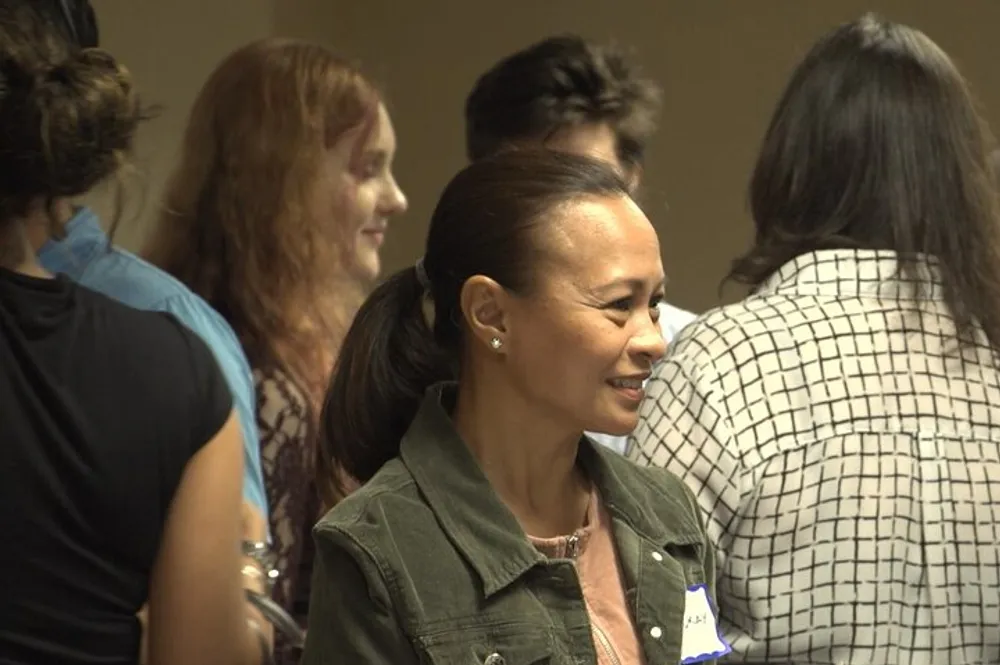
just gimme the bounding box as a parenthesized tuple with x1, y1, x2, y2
(757, 249, 945, 301)
(37, 206, 106, 269)
(400, 382, 704, 598)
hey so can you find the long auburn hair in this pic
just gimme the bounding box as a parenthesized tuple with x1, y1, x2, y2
(145, 38, 379, 408)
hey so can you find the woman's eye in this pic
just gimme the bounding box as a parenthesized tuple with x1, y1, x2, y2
(355, 164, 377, 179)
(608, 297, 632, 311)
(648, 294, 664, 320)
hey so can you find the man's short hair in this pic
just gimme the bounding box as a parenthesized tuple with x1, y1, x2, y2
(465, 35, 661, 169)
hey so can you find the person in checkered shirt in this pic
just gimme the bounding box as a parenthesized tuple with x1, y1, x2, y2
(629, 13, 1000, 665)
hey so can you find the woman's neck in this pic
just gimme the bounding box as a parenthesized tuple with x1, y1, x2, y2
(0, 224, 44, 276)
(452, 373, 591, 538)
(0, 199, 74, 276)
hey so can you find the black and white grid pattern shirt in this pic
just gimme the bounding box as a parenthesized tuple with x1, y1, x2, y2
(628, 249, 1000, 665)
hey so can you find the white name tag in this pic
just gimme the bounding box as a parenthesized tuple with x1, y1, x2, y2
(679, 583, 731, 664)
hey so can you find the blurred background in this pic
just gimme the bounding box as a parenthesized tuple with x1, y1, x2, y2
(90, 0, 1000, 312)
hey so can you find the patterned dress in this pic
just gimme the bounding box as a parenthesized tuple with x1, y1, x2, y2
(254, 366, 317, 665)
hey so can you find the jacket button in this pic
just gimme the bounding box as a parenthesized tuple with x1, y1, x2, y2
(484, 653, 506, 665)
(650, 626, 663, 639)
(651, 551, 664, 562)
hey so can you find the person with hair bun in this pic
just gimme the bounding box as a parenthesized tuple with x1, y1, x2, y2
(0, 2, 269, 664)
(303, 151, 725, 665)
(35, 0, 271, 550)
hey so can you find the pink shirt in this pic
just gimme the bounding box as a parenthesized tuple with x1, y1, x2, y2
(529, 490, 646, 665)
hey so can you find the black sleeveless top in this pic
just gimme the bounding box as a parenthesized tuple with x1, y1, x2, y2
(0, 268, 232, 665)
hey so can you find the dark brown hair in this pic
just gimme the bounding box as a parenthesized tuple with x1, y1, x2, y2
(319, 150, 630, 499)
(465, 35, 661, 170)
(0, 0, 140, 233)
(731, 14, 1000, 349)
(144, 39, 380, 405)
(37, 0, 98, 48)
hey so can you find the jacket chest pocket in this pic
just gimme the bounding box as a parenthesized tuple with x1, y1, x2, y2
(416, 624, 566, 665)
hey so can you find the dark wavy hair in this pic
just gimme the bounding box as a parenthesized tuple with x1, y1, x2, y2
(465, 35, 661, 171)
(37, 0, 99, 48)
(0, 0, 142, 236)
(731, 14, 1000, 349)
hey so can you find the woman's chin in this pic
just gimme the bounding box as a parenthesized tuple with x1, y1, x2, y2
(585, 416, 639, 438)
(348, 249, 381, 283)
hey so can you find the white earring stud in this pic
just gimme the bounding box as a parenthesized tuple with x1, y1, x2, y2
(489, 336, 503, 350)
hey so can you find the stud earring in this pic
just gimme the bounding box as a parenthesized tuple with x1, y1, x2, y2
(489, 336, 503, 350)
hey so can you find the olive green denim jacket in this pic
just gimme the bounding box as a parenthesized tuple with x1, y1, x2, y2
(301, 384, 721, 665)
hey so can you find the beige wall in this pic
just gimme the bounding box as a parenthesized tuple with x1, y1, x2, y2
(320, 0, 1000, 312)
(85, 0, 273, 250)
(94, 1, 1000, 311)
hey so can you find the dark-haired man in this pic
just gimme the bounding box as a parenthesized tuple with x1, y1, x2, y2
(466, 35, 660, 191)
(465, 35, 697, 451)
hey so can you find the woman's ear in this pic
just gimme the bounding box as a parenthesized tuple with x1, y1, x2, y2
(459, 275, 511, 352)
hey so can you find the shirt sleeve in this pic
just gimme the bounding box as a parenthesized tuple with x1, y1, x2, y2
(301, 526, 420, 665)
(157, 295, 269, 518)
(628, 352, 748, 574)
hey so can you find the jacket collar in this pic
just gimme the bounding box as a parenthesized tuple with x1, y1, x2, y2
(400, 383, 703, 598)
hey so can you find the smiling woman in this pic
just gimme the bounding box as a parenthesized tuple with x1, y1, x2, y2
(497, 193, 667, 436)
(307, 150, 724, 665)
(142, 38, 407, 665)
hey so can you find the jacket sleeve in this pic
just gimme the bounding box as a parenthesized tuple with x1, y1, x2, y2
(301, 525, 420, 665)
